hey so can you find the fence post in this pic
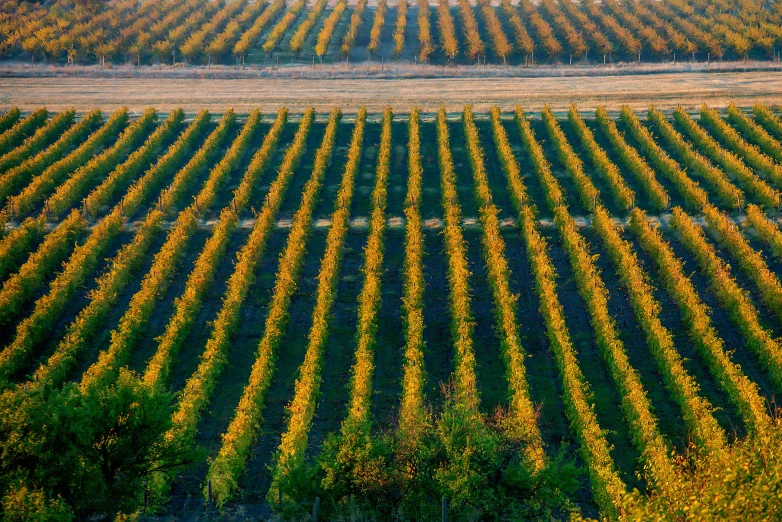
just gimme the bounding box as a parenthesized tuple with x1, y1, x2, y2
(442, 496, 447, 522)
(313, 497, 321, 522)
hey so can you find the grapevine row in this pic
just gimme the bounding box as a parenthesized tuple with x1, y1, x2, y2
(591, 205, 726, 454)
(435, 106, 478, 409)
(266, 106, 367, 501)
(492, 106, 625, 517)
(745, 203, 782, 258)
(0, 109, 102, 212)
(0, 108, 48, 155)
(463, 105, 544, 470)
(8, 108, 130, 219)
(726, 104, 782, 165)
(78, 111, 263, 394)
(0, 109, 75, 173)
(541, 106, 600, 211)
(594, 106, 676, 209)
(204, 108, 341, 506)
(143, 107, 296, 390)
(752, 104, 782, 138)
(700, 104, 782, 189)
(566, 105, 635, 210)
(672, 107, 777, 207)
(0, 210, 84, 325)
(639, 106, 741, 208)
(517, 107, 679, 499)
(31, 111, 222, 390)
(631, 207, 773, 431)
(397, 107, 428, 448)
(320, 107, 394, 496)
(701, 204, 782, 322)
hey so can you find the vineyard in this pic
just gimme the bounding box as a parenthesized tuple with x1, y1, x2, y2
(3, 0, 782, 68)
(0, 101, 781, 520)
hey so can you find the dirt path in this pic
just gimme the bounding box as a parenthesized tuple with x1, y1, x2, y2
(1, 71, 780, 113)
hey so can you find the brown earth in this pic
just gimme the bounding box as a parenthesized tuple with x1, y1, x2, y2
(0, 70, 780, 113)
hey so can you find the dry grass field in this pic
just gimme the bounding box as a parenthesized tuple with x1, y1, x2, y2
(1, 70, 781, 112)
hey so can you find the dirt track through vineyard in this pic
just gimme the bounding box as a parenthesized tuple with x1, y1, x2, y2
(1, 71, 781, 113)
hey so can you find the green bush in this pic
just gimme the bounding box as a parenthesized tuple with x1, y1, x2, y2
(0, 370, 198, 518)
(1, 484, 73, 522)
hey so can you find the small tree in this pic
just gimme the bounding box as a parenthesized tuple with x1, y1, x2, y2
(0, 370, 199, 518)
